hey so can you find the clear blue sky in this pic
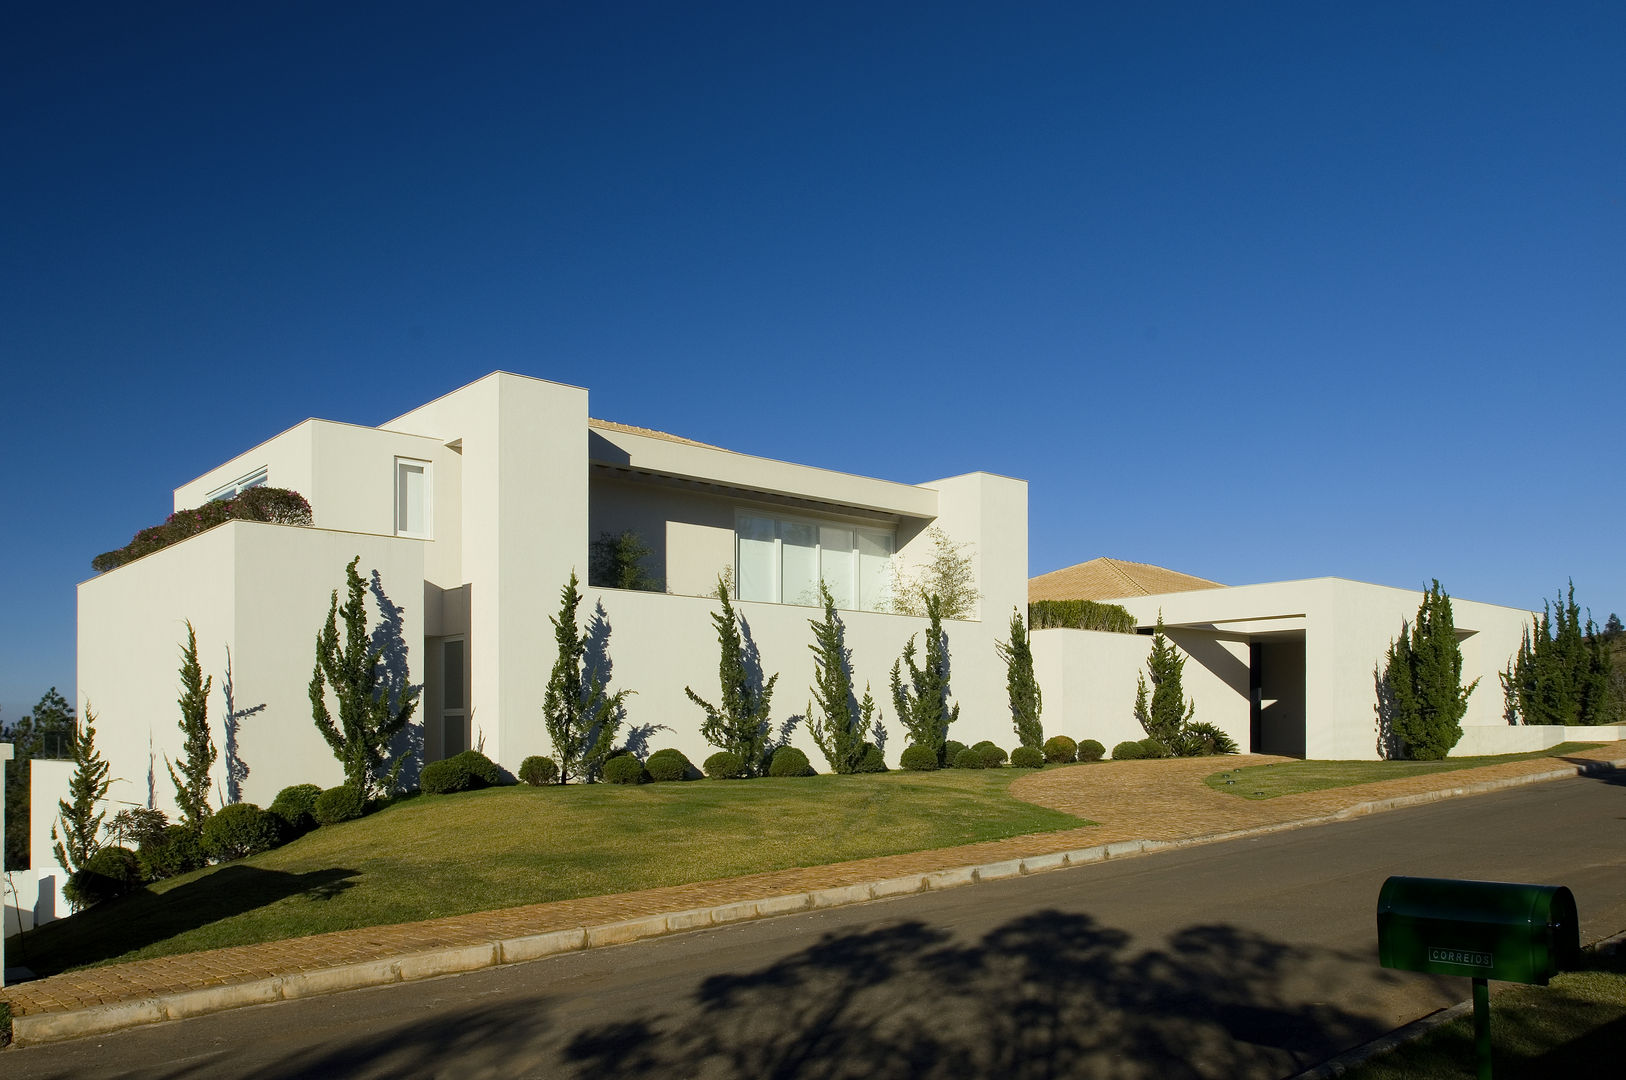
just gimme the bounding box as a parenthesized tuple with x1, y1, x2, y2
(3, 2, 1622, 721)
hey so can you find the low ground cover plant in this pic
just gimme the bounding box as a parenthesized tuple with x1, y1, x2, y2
(1207, 742, 1606, 800)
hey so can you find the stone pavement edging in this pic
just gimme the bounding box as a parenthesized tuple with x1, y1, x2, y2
(8, 751, 1623, 1048)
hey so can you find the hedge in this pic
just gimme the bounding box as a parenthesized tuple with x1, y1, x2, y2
(91, 487, 314, 572)
(1027, 600, 1137, 634)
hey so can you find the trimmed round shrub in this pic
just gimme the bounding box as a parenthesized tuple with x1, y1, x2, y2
(704, 751, 747, 779)
(1139, 738, 1167, 759)
(519, 755, 560, 786)
(202, 803, 282, 861)
(1010, 745, 1044, 769)
(450, 749, 501, 786)
(602, 754, 647, 784)
(1111, 740, 1144, 761)
(313, 784, 367, 825)
(645, 748, 696, 782)
(1077, 739, 1106, 763)
(767, 746, 814, 777)
(65, 845, 141, 909)
(269, 784, 323, 834)
(855, 742, 888, 773)
(953, 747, 986, 769)
(420, 759, 472, 795)
(1042, 735, 1078, 764)
(138, 824, 204, 881)
(899, 744, 939, 771)
(942, 740, 968, 767)
(976, 743, 1008, 768)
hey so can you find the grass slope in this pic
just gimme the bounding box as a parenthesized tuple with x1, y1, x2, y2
(1339, 947, 1626, 1079)
(15, 769, 1086, 977)
(1204, 743, 1607, 800)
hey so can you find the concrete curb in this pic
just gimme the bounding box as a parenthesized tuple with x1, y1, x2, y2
(1286, 931, 1626, 1079)
(10, 753, 1622, 1047)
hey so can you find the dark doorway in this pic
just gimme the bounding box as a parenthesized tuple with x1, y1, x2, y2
(1249, 637, 1306, 757)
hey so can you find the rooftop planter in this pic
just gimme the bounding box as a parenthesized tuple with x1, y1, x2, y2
(91, 487, 313, 572)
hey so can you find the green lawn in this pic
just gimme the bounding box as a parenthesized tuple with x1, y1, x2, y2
(1339, 948, 1626, 1079)
(11, 769, 1088, 978)
(1204, 743, 1607, 800)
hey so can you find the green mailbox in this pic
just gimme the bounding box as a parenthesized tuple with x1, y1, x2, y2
(1377, 876, 1579, 1080)
(1377, 876, 1578, 986)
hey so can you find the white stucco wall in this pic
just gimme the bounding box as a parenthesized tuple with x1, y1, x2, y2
(78, 520, 425, 815)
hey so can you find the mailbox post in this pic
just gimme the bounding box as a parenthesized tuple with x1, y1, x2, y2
(1376, 876, 1579, 1080)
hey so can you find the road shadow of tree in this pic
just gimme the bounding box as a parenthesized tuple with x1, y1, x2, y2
(196, 909, 1398, 1080)
(12, 866, 358, 978)
(561, 911, 1394, 1078)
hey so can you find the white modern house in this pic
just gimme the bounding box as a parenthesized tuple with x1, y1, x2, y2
(75, 371, 1029, 820)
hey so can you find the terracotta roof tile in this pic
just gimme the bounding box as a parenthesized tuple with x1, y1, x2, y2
(1028, 557, 1224, 603)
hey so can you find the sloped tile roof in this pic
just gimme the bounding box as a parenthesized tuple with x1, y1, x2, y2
(588, 417, 723, 450)
(1028, 557, 1224, 603)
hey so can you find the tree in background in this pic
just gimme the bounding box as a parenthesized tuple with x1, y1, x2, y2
(1382, 581, 1478, 760)
(52, 705, 110, 894)
(885, 527, 980, 620)
(589, 530, 662, 591)
(166, 620, 217, 826)
(1133, 613, 1195, 749)
(1500, 583, 1620, 727)
(891, 594, 961, 764)
(997, 608, 1043, 750)
(806, 583, 883, 774)
(687, 578, 778, 775)
(2, 687, 75, 870)
(1605, 613, 1623, 639)
(309, 556, 420, 798)
(543, 572, 630, 782)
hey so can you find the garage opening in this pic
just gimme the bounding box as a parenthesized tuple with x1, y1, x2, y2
(1249, 637, 1306, 757)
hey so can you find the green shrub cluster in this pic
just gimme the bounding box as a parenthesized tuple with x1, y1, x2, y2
(1027, 600, 1136, 634)
(942, 740, 968, 767)
(1077, 739, 1105, 762)
(953, 747, 985, 769)
(313, 784, 367, 824)
(201, 803, 282, 861)
(269, 784, 323, 834)
(65, 846, 141, 909)
(602, 754, 647, 784)
(855, 743, 887, 773)
(703, 751, 746, 779)
(972, 741, 1007, 768)
(1111, 740, 1145, 760)
(899, 744, 939, 771)
(1139, 738, 1167, 758)
(91, 488, 314, 572)
(1010, 745, 1043, 768)
(645, 749, 696, 782)
(767, 746, 814, 777)
(1042, 735, 1077, 763)
(519, 755, 560, 786)
(420, 750, 501, 795)
(138, 824, 204, 881)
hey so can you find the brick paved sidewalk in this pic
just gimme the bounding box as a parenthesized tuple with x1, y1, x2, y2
(5, 742, 1622, 1024)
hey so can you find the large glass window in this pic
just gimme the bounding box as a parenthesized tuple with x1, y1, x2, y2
(735, 511, 894, 611)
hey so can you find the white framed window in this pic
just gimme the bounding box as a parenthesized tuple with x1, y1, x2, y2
(735, 511, 894, 611)
(206, 466, 268, 502)
(440, 637, 468, 758)
(395, 457, 432, 538)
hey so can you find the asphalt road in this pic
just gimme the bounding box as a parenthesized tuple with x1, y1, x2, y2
(9, 772, 1626, 1079)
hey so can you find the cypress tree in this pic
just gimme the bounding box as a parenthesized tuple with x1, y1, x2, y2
(891, 594, 960, 763)
(166, 620, 217, 825)
(52, 705, 110, 881)
(1383, 581, 1477, 760)
(687, 578, 777, 775)
(309, 556, 420, 798)
(1501, 582, 1621, 726)
(1134, 613, 1195, 748)
(543, 573, 630, 782)
(996, 608, 1043, 750)
(806, 583, 880, 774)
